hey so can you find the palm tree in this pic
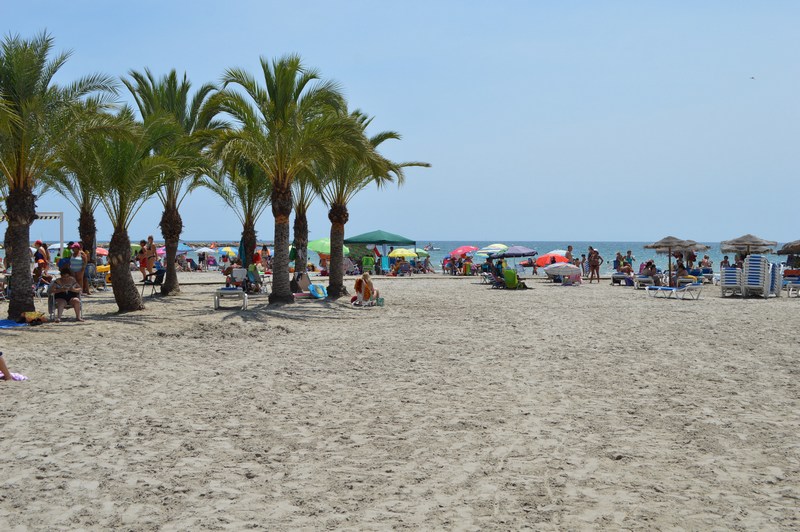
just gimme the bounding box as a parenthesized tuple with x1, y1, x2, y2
(123, 69, 218, 295)
(43, 102, 118, 264)
(319, 111, 430, 298)
(90, 109, 177, 312)
(0, 31, 116, 319)
(206, 54, 374, 304)
(291, 171, 319, 275)
(199, 159, 272, 267)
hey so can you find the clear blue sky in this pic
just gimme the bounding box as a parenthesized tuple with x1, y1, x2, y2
(6, 1, 800, 243)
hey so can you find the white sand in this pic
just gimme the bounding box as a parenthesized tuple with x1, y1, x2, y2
(1, 273, 798, 529)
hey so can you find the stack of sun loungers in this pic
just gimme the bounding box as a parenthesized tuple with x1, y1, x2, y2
(720, 256, 782, 298)
(720, 267, 743, 297)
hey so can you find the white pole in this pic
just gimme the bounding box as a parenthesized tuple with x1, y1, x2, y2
(59, 211, 64, 260)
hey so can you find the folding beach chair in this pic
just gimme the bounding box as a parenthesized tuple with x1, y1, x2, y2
(141, 269, 166, 297)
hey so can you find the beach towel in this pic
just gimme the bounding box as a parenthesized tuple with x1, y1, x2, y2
(0, 319, 27, 329)
(0, 371, 28, 381)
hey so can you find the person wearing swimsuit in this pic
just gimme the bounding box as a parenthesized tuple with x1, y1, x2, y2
(48, 266, 84, 322)
(146, 235, 158, 276)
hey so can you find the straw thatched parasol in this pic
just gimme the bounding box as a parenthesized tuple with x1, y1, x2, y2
(720, 234, 777, 255)
(645, 237, 710, 286)
(777, 240, 800, 255)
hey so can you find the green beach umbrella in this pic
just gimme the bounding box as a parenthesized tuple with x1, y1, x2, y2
(308, 237, 349, 256)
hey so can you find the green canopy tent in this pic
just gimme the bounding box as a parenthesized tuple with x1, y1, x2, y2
(345, 230, 416, 274)
(344, 230, 416, 246)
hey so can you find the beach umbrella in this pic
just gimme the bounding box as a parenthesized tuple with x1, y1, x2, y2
(48, 242, 68, 251)
(449, 245, 479, 257)
(308, 237, 349, 256)
(543, 262, 581, 277)
(494, 245, 537, 258)
(645, 236, 709, 286)
(130, 243, 141, 253)
(95, 247, 109, 256)
(412, 248, 430, 257)
(389, 248, 418, 258)
(476, 243, 508, 257)
(535, 251, 569, 267)
(195, 246, 216, 254)
(777, 240, 800, 255)
(220, 246, 238, 257)
(720, 234, 778, 255)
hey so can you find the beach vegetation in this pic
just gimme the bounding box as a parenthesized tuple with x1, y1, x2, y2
(43, 100, 122, 265)
(291, 171, 319, 276)
(204, 54, 374, 304)
(198, 159, 272, 267)
(0, 31, 116, 320)
(123, 69, 218, 296)
(88, 108, 179, 312)
(319, 110, 429, 298)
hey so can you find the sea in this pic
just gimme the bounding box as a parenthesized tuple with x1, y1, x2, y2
(4, 240, 786, 275)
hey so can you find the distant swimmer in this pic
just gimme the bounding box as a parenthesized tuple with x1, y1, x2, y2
(750, 76, 755, 79)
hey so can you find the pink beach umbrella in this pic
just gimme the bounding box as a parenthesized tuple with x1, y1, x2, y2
(449, 245, 479, 257)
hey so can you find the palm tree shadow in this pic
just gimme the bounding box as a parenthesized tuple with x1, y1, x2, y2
(226, 298, 365, 323)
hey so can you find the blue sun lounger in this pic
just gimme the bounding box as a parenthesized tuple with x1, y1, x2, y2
(645, 283, 703, 300)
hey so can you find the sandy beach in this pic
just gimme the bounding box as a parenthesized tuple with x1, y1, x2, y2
(1, 273, 798, 529)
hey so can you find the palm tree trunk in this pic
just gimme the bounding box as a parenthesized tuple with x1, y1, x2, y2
(269, 185, 294, 304)
(242, 218, 256, 267)
(326, 202, 349, 298)
(159, 203, 182, 295)
(109, 227, 144, 312)
(292, 209, 309, 275)
(5, 187, 37, 320)
(78, 206, 97, 264)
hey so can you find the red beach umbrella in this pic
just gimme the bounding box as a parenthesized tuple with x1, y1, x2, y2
(449, 245, 479, 257)
(535, 252, 569, 267)
(95, 247, 109, 256)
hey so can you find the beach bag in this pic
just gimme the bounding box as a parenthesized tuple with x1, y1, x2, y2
(20, 311, 48, 325)
(308, 284, 327, 299)
(375, 297, 384, 307)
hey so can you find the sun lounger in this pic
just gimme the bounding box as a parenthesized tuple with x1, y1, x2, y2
(646, 283, 703, 300)
(784, 280, 800, 297)
(214, 287, 248, 310)
(634, 275, 655, 289)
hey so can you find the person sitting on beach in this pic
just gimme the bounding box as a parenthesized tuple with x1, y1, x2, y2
(0, 351, 16, 382)
(675, 260, 697, 284)
(353, 272, 379, 306)
(422, 256, 434, 273)
(642, 260, 661, 285)
(618, 261, 634, 276)
(33, 259, 53, 284)
(700, 255, 712, 269)
(48, 266, 84, 322)
(720, 255, 731, 268)
(613, 252, 624, 271)
(624, 250, 635, 266)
